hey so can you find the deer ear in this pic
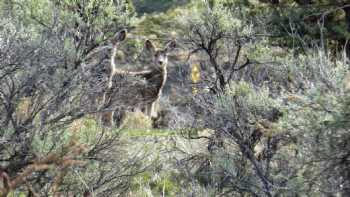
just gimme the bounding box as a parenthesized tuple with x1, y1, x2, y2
(145, 40, 155, 53)
(164, 40, 176, 53)
(113, 29, 127, 43)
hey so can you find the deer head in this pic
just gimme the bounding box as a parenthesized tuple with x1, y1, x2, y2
(144, 40, 176, 69)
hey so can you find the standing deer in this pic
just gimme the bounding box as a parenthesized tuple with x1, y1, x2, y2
(101, 30, 176, 127)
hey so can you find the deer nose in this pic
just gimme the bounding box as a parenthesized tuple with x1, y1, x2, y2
(158, 60, 163, 65)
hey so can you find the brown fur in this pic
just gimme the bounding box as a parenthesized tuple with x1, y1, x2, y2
(101, 32, 176, 127)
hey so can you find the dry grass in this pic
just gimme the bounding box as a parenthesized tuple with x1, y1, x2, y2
(120, 111, 153, 129)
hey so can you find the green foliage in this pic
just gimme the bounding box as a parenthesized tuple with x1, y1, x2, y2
(0, 0, 139, 195)
(132, 0, 189, 14)
(122, 129, 176, 137)
(131, 170, 182, 196)
(184, 0, 248, 34)
(136, 9, 180, 38)
(205, 0, 350, 58)
(199, 49, 349, 195)
(3, 0, 350, 196)
(148, 174, 180, 195)
(272, 51, 349, 195)
(218, 81, 279, 119)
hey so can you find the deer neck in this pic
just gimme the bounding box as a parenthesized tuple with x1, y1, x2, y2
(162, 65, 167, 82)
(108, 44, 120, 88)
(110, 45, 118, 75)
(156, 65, 167, 97)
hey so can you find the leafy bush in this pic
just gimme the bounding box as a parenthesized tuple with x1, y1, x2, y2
(132, 0, 189, 14)
(0, 1, 144, 196)
(185, 46, 350, 196)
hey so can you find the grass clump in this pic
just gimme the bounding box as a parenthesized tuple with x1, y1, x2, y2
(121, 111, 153, 129)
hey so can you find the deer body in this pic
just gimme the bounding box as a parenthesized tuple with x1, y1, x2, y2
(101, 30, 176, 127)
(136, 64, 167, 118)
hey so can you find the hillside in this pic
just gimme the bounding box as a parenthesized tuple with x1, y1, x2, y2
(1, 0, 350, 196)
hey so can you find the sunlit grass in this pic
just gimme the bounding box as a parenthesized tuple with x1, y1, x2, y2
(120, 128, 177, 137)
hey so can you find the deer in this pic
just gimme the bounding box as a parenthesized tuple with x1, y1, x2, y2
(100, 30, 176, 127)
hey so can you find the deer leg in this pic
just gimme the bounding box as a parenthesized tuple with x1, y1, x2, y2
(100, 90, 112, 127)
(113, 109, 125, 128)
(150, 101, 158, 119)
(101, 111, 114, 127)
(144, 104, 150, 116)
(140, 106, 146, 114)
